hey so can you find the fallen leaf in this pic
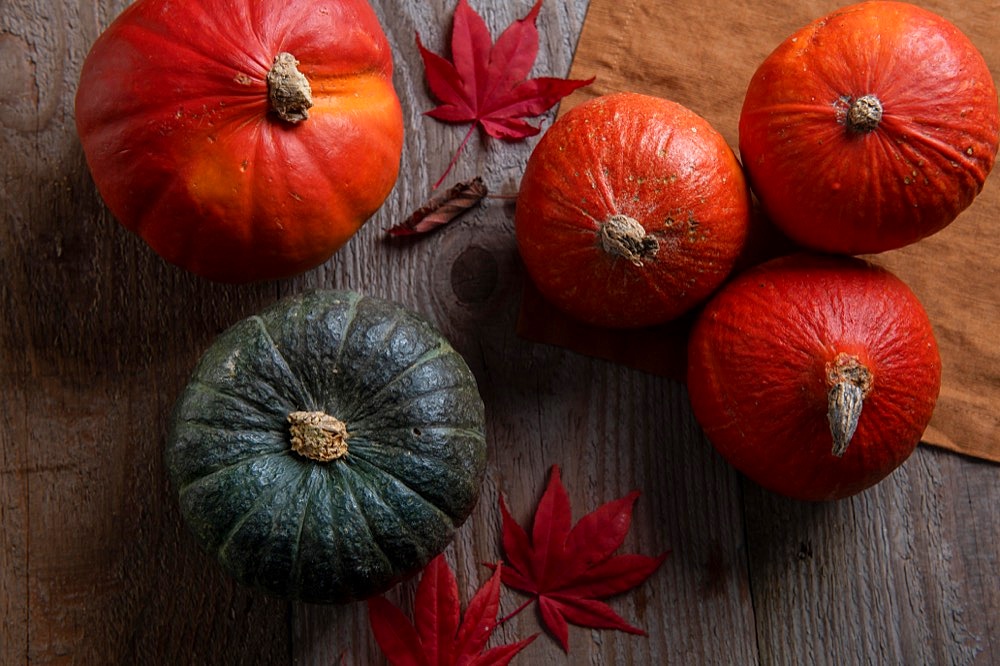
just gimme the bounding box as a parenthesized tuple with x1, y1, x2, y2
(416, 0, 594, 187)
(388, 177, 489, 237)
(496, 466, 669, 652)
(368, 555, 537, 666)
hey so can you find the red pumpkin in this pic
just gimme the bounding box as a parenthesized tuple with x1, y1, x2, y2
(739, 1, 1000, 254)
(686, 253, 941, 501)
(515, 93, 752, 329)
(75, 0, 404, 282)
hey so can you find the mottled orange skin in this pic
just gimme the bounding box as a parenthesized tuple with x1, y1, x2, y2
(686, 254, 941, 501)
(739, 1, 999, 254)
(75, 0, 403, 282)
(515, 93, 752, 329)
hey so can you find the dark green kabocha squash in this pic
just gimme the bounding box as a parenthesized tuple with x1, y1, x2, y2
(165, 290, 487, 603)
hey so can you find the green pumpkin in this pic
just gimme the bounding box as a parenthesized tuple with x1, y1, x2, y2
(165, 290, 487, 603)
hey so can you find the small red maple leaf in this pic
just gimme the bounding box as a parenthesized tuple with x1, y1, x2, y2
(496, 466, 669, 652)
(368, 555, 537, 666)
(416, 0, 594, 188)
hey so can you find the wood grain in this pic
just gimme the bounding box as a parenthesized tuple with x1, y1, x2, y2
(1, 0, 997, 665)
(744, 447, 1000, 665)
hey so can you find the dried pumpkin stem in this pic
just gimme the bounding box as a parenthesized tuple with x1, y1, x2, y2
(598, 214, 658, 266)
(846, 94, 883, 134)
(288, 410, 349, 462)
(826, 353, 874, 457)
(267, 52, 313, 124)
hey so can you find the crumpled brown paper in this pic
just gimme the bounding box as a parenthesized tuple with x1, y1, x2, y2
(517, 0, 999, 462)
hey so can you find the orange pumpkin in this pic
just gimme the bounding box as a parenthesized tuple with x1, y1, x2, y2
(75, 0, 404, 282)
(739, 1, 999, 254)
(515, 93, 752, 329)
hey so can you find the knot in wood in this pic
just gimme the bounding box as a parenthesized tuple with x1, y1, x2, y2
(288, 410, 349, 462)
(267, 52, 313, 124)
(598, 214, 658, 266)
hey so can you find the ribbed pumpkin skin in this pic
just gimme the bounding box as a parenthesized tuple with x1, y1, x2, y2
(686, 254, 941, 501)
(739, 1, 1000, 254)
(75, 0, 404, 282)
(515, 92, 752, 329)
(166, 290, 486, 603)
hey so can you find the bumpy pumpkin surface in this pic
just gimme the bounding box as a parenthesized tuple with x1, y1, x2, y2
(75, 0, 404, 282)
(166, 290, 487, 603)
(515, 92, 752, 329)
(739, 1, 999, 254)
(686, 254, 941, 501)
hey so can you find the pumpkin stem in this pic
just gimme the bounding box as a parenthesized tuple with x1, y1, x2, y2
(288, 411, 349, 462)
(598, 214, 658, 266)
(845, 94, 883, 134)
(825, 353, 874, 457)
(267, 52, 313, 124)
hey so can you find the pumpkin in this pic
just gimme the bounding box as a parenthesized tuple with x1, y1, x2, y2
(75, 0, 404, 283)
(738, 1, 1000, 254)
(686, 253, 941, 501)
(515, 92, 752, 329)
(165, 290, 487, 603)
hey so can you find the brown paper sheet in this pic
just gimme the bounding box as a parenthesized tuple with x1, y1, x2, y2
(517, 0, 1000, 462)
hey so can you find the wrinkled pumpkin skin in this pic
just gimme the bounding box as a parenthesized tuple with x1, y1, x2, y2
(75, 0, 404, 282)
(687, 254, 941, 501)
(515, 92, 752, 329)
(166, 290, 487, 603)
(739, 1, 1000, 254)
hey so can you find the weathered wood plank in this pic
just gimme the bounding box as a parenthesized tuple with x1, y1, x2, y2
(743, 445, 1000, 666)
(1, 0, 291, 663)
(0, 385, 30, 666)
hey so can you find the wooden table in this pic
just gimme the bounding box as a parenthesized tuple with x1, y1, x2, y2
(2, 1, 998, 663)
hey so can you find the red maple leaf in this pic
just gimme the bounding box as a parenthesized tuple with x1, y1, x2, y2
(496, 466, 669, 652)
(368, 555, 537, 666)
(416, 0, 594, 188)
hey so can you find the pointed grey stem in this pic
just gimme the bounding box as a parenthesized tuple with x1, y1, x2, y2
(825, 353, 874, 457)
(828, 381, 865, 457)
